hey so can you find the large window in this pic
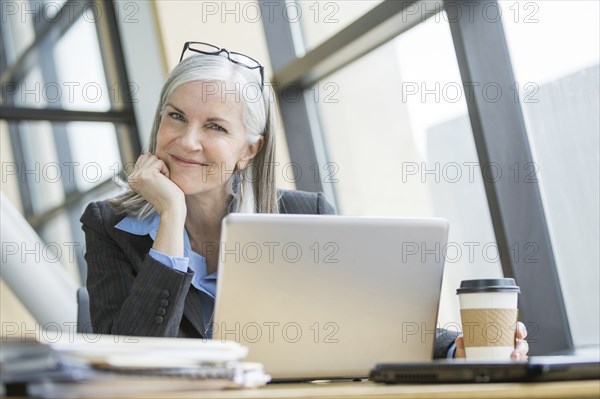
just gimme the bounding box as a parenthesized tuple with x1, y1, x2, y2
(263, 0, 598, 354)
(1, 0, 140, 286)
(500, 0, 600, 347)
(314, 13, 502, 327)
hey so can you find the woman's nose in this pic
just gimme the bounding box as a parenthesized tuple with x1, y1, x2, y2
(177, 125, 203, 151)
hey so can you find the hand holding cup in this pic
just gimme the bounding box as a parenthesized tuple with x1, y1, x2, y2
(454, 279, 528, 360)
(455, 321, 529, 360)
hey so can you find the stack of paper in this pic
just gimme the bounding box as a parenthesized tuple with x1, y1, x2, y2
(1, 334, 270, 398)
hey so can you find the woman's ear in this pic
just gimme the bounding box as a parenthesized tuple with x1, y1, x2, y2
(238, 136, 264, 169)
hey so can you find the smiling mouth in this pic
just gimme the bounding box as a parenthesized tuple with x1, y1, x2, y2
(171, 154, 210, 166)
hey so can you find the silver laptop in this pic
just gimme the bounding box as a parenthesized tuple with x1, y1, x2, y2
(212, 214, 449, 380)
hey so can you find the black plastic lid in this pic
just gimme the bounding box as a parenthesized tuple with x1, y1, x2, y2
(456, 278, 520, 294)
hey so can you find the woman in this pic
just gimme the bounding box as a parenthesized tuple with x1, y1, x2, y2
(80, 42, 528, 359)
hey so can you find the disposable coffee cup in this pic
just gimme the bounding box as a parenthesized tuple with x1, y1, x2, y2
(457, 279, 520, 360)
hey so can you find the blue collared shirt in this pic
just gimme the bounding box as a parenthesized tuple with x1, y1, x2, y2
(115, 212, 216, 337)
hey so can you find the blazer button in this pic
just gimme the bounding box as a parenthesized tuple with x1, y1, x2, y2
(159, 299, 169, 307)
(154, 316, 164, 324)
(156, 307, 166, 316)
(161, 289, 170, 299)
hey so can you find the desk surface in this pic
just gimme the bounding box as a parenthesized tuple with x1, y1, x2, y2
(138, 380, 600, 399)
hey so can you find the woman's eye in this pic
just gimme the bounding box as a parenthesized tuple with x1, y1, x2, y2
(168, 112, 184, 121)
(209, 123, 227, 133)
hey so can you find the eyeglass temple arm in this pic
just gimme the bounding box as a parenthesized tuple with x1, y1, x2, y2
(179, 42, 191, 62)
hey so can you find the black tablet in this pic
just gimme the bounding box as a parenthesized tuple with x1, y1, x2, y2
(370, 357, 600, 384)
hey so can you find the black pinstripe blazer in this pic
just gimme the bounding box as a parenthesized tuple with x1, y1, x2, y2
(80, 189, 457, 359)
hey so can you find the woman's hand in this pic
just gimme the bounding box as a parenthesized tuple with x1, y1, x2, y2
(454, 321, 529, 360)
(129, 153, 186, 257)
(128, 153, 185, 216)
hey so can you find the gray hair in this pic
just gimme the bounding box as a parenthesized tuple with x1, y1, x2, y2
(108, 54, 279, 217)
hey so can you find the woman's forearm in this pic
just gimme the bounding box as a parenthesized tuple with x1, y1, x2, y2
(152, 207, 186, 257)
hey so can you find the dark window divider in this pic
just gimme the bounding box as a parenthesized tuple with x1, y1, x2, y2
(0, 106, 133, 123)
(259, 0, 336, 202)
(447, 0, 572, 355)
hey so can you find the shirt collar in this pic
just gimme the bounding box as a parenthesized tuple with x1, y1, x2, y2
(115, 212, 161, 241)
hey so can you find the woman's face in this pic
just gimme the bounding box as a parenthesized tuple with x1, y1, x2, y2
(155, 80, 262, 197)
